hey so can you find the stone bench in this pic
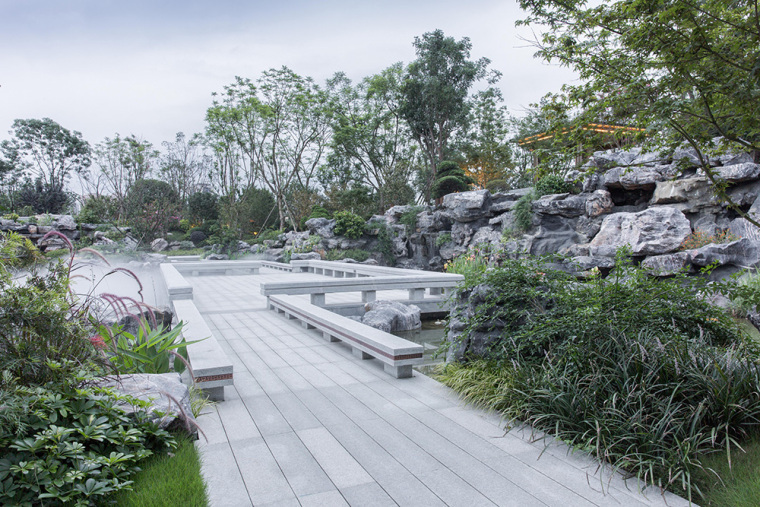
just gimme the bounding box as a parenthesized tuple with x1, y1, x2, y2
(260, 274, 462, 305)
(160, 263, 193, 301)
(268, 295, 423, 378)
(172, 260, 261, 276)
(172, 299, 233, 401)
(260, 261, 293, 272)
(290, 260, 432, 278)
(167, 255, 202, 262)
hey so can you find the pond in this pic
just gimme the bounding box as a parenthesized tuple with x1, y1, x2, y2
(392, 318, 447, 371)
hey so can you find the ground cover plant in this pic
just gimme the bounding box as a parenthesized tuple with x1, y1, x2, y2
(0, 232, 204, 505)
(437, 248, 760, 502)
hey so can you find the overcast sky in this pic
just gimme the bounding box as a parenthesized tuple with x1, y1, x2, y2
(0, 0, 577, 148)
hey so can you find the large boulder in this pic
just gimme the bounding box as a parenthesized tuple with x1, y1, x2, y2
(53, 214, 77, 230)
(585, 190, 614, 218)
(442, 190, 492, 223)
(650, 178, 713, 205)
(641, 252, 693, 276)
(707, 163, 760, 184)
(689, 238, 760, 269)
(532, 193, 587, 218)
(98, 373, 197, 435)
(291, 252, 321, 261)
(150, 238, 169, 252)
(305, 217, 336, 238)
(362, 301, 421, 333)
(589, 207, 692, 256)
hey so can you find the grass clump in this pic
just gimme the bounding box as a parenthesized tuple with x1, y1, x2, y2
(111, 433, 208, 507)
(325, 248, 370, 262)
(440, 250, 760, 502)
(680, 229, 739, 250)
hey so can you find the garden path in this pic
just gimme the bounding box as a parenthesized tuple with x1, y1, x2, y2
(191, 267, 690, 507)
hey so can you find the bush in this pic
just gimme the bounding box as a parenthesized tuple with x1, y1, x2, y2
(432, 161, 473, 200)
(189, 229, 207, 246)
(399, 206, 423, 235)
(0, 231, 43, 269)
(512, 191, 534, 231)
(441, 252, 760, 500)
(15, 179, 71, 214)
(333, 210, 365, 239)
(238, 187, 277, 235)
(0, 369, 177, 506)
(534, 174, 572, 197)
(124, 179, 181, 243)
(78, 195, 118, 224)
(436, 232, 452, 247)
(485, 178, 509, 193)
(187, 192, 218, 224)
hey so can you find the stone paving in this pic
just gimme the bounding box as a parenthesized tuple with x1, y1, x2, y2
(190, 268, 690, 507)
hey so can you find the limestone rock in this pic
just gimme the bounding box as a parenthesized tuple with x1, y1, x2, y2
(99, 373, 196, 435)
(641, 252, 692, 276)
(291, 252, 322, 261)
(206, 253, 229, 260)
(592, 149, 638, 170)
(532, 193, 586, 217)
(689, 238, 760, 269)
(585, 190, 614, 218)
(442, 189, 492, 223)
(121, 235, 139, 251)
(470, 226, 501, 246)
(589, 207, 692, 256)
(567, 256, 616, 271)
(362, 301, 421, 332)
(385, 205, 414, 222)
(708, 163, 760, 184)
(305, 217, 336, 238)
(54, 214, 77, 230)
(650, 178, 712, 205)
(672, 145, 702, 168)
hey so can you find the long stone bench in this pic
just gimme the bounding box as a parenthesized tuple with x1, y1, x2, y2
(260, 261, 293, 272)
(290, 260, 432, 278)
(172, 299, 233, 401)
(269, 294, 423, 378)
(260, 273, 463, 305)
(172, 260, 261, 276)
(160, 263, 193, 301)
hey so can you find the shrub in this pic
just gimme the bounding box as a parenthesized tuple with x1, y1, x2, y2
(333, 210, 365, 239)
(436, 232, 452, 247)
(238, 187, 277, 235)
(15, 179, 70, 214)
(512, 192, 535, 231)
(441, 252, 760, 500)
(0, 369, 177, 506)
(534, 174, 572, 197)
(189, 229, 207, 246)
(444, 245, 492, 286)
(680, 229, 739, 250)
(0, 231, 43, 269)
(187, 191, 218, 223)
(373, 222, 395, 265)
(19, 205, 35, 217)
(485, 179, 509, 193)
(78, 195, 118, 224)
(2, 213, 19, 221)
(124, 179, 181, 243)
(432, 161, 473, 200)
(399, 206, 423, 235)
(325, 249, 370, 262)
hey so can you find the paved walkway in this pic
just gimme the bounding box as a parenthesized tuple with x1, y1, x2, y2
(191, 268, 689, 507)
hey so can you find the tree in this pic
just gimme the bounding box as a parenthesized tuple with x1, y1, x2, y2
(326, 65, 417, 213)
(93, 134, 159, 220)
(400, 29, 498, 202)
(160, 132, 212, 204)
(517, 0, 760, 225)
(432, 160, 473, 200)
(124, 179, 180, 243)
(0, 141, 25, 212)
(459, 88, 514, 188)
(206, 68, 331, 230)
(4, 118, 90, 193)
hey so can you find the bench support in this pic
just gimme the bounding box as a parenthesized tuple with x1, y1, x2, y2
(353, 348, 373, 360)
(384, 363, 413, 379)
(311, 293, 326, 306)
(362, 290, 376, 303)
(408, 288, 425, 300)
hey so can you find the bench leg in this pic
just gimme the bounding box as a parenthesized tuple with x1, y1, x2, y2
(429, 287, 443, 296)
(408, 288, 425, 300)
(384, 364, 413, 379)
(345, 272, 356, 278)
(301, 321, 316, 330)
(311, 293, 326, 306)
(362, 290, 376, 303)
(353, 348, 372, 360)
(322, 331, 340, 343)
(202, 386, 225, 401)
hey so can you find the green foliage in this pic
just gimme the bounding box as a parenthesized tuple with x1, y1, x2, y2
(731, 271, 760, 316)
(19, 205, 34, 217)
(534, 174, 572, 197)
(178, 219, 191, 233)
(693, 436, 760, 506)
(512, 191, 535, 231)
(373, 221, 395, 265)
(436, 232, 452, 247)
(110, 433, 207, 507)
(77, 195, 118, 224)
(0, 262, 94, 387)
(325, 249, 370, 262)
(442, 252, 760, 499)
(0, 369, 176, 506)
(15, 179, 71, 214)
(187, 192, 219, 224)
(432, 160, 473, 200)
(3, 212, 19, 221)
(307, 205, 331, 221)
(333, 210, 365, 239)
(95, 320, 198, 375)
(444, 244, 492, 286)
(237, 187, 277, 235)
(399, 206, 423, 235)
(485, 179, 509, 193)
(124, 179, 181, 243)
(0, 231, 43, 269)
(252, 229, 283, 244)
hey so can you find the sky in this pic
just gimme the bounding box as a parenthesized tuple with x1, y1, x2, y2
(0, 0, 577, 149)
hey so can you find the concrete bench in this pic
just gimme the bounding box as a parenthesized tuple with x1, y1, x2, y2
(260, 261, 293, 272)
(269, 295, 423, 378)
(260, 274, 462, 305)
(172, 299, 233, 401)
(172, 260, 261, 276)
(160, 263, 193, 301)
(167, 255, 202, 262)
(290, 260, 432, 278)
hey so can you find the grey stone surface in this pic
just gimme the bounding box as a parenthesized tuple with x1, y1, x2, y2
(441, 189, 492, 222)
(641, 252, 692, 276)
(590, 207, 692, 256)
(362, 300, 421, 332)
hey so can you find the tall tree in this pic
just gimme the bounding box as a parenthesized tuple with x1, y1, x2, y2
(4, 118, 90, 193)
(326, 64, 417, 212)
(206, 68, 331, 230)
(518, 0, 760, 226)
(400, 29, 497, 202)
(93, 134, 159, 220)
(459, 87, 514, 188)
(160, 132, 212, 203)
